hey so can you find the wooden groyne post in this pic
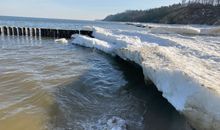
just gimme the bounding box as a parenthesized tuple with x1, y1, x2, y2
(0, 26, 93, 38)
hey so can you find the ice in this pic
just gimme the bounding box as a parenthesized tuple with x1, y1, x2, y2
(72, 25, 220, 130)
(127, 23, 220, 36)
(92, 27, 143, 48)
(200, 26, 220, 35)
(149, 24, 220, 36)
(55, 38, 68, 44)
(81, 26, 93, 31)
(72, 34, 114, 54)
(150, 25, 201, 35)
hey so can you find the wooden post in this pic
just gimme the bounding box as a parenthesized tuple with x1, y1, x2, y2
(13, 27, 17, 35)
(0, 26, 93, 38)
(36, 28, 39, 36)
(22, 28, 25, 35)
(32, 28, 35, 36)
(27, 28, 30, 36)
(3, 26, 7, 35)
(9, 27, 13, 35)
(18, 27, 22, 36)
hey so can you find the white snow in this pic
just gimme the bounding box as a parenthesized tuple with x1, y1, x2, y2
(149, 25, 200, 35)
(127, 23, 220, 36)
(200, 26, 220, 35)
(71, 25, 220, 130)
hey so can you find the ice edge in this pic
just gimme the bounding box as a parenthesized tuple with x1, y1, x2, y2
(71, 26, 220, 130)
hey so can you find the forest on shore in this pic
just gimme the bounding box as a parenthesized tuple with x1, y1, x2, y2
(104, 0, 220, 25)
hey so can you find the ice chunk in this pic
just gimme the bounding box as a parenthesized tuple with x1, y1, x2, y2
(72, 34, 114, 54)
(55, 38, 68, 44)
(81, 26, 93, 31)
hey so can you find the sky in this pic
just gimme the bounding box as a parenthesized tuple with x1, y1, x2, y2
(0, 0, 181, 20)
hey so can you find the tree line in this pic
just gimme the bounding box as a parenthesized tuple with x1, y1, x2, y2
(182, 0, 220, 5)
(104, 2, 220, 25)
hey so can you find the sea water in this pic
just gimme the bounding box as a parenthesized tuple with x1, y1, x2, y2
(0, 16, 193, 130)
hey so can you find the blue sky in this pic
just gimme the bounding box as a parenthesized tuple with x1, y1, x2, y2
(0, 0, 181, 20)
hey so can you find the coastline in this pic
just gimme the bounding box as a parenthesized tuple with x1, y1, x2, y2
(71, 26, 220, 130)
(104, 4, 220, 25)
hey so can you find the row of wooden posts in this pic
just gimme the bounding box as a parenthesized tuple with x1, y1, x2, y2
(0, 26, 93, 38)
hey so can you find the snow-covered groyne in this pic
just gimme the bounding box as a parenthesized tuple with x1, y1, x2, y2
(71, 26, 220, 130)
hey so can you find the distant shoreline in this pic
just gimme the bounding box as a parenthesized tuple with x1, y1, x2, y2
(103, 3, 220, 25)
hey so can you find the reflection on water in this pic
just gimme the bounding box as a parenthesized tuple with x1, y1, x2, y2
(0, 35, 193, 130)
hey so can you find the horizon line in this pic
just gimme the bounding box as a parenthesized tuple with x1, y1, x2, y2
(0, 15, 102, 21)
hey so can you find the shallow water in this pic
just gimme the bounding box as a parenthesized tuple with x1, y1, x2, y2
(0, 34, 193, 130)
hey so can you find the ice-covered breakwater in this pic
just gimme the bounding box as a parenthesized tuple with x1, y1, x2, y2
(0, 26, 93, 38)
(71, 25, 220, 130)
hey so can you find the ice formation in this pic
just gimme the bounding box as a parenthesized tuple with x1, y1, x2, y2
(127, 23, 220, 36)
(72, 25, 220, 130)
(72, 34, 114, 54)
